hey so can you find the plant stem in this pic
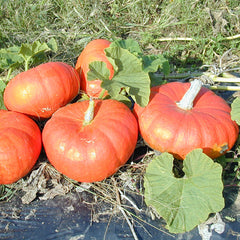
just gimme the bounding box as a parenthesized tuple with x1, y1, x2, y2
(157, 37, 195, 42)
(177, 79, 202, 110)
(155, 71, 240, 83)
(221, 72, 239, 79)
(154, 71, 240, 91)
(209, 85, 240, 91)
(223, 34, 240, 40)
(212, 78, 240, 83)
(83, 97, 94, 126)
(204, 72, 240, 83)
(25, 59, 30, 71)
(99, 89, 107, 99)
(6, 68, 13, 82)
(157, 34, 240, 42)
(153, 71, 202, 80)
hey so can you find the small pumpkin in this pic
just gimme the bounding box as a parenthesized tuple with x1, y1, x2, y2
(0, 110, 42, 184)
(75, 39, 114, 98)
(4, 62, 80, 119)
(42, 99, 138, 182)
(134, 79, 239, 160)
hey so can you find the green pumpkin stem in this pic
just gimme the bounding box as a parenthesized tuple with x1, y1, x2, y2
(83, 97, 94, 125)
(177, 79, 202, 110)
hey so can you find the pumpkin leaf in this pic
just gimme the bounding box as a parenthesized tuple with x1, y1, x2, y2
(19, 41, 51, 69)
(88, 46, 151, 107)
(110, 39, 170, 75)
(18, 39, 58, 71)
(142, 55, 170, 87)
(142, 54, 170, 75)
(19, 41, 50, 60)
(0, 46, 23, 71)
(87, 62, 133, 107)
(110, 38, 142, 56)
(47, 38, 58, 52)
(149, 72, 167, 87)
(109, 93, 133, 108)
(87, 39, 169, 106)
(105, 46, 151, 107)
(87, 61, 111, 82)
(231, 97, 240, 125)
(0, 39, 58, 75)
(144, 148, 224, 233)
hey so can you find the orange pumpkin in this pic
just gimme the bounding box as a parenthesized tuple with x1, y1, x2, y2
(134, 80, 239, 160)
(75, 39, 114, 98)
(0, 110, 42, 184)
(42, 99, 138, 182)
(4, 62, 80, 119)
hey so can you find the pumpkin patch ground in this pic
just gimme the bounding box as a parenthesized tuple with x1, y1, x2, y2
(0, 145, 240, 240)
(1, 1, 240, 238)
(1, 82, 240, 239)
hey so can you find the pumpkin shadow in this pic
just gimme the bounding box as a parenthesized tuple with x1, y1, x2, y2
(215, 148, 240, 209)
(223, 186, 239, 209)
(165, 54, 203, 70)
(222, 160, 240, 209)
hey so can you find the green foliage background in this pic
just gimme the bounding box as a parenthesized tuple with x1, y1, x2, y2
(0, 0, 239, 69)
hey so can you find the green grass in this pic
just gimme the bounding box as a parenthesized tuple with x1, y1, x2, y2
(0, 0, 239, 70)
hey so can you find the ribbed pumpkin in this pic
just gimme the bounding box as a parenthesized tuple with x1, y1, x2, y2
(75, 39, 114, 97)
(0, 110, 42, 184)
(134, 80, 239, 160)
(42, 99, 138, 182)
(4, 62, 80, 119)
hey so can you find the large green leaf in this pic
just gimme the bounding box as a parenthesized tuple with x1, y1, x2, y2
(144, 149, 224, 233)
(142, 54, 170, 87)
(87, 39, 171, 106)
(111, 39, 170, 77)
(88, 46, 151, 107)
(87, 61, 110, 82)
(231, 97, 240, 125)
(142, 54, 170, 75)
(110, 39, 170, 75)
(110, 39, 142, 56)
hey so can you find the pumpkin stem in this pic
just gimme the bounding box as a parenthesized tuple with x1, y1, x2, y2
(83, 97, 95, 125)
(177, 79, 202, 110)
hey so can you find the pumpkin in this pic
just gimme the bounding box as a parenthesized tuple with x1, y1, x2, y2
(42, 99, 138, 182)
(75, 39, 114, 98)
(133, 79, 239, 160)
(0, 110, 42, 184)
(4, 62, 80, 119)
